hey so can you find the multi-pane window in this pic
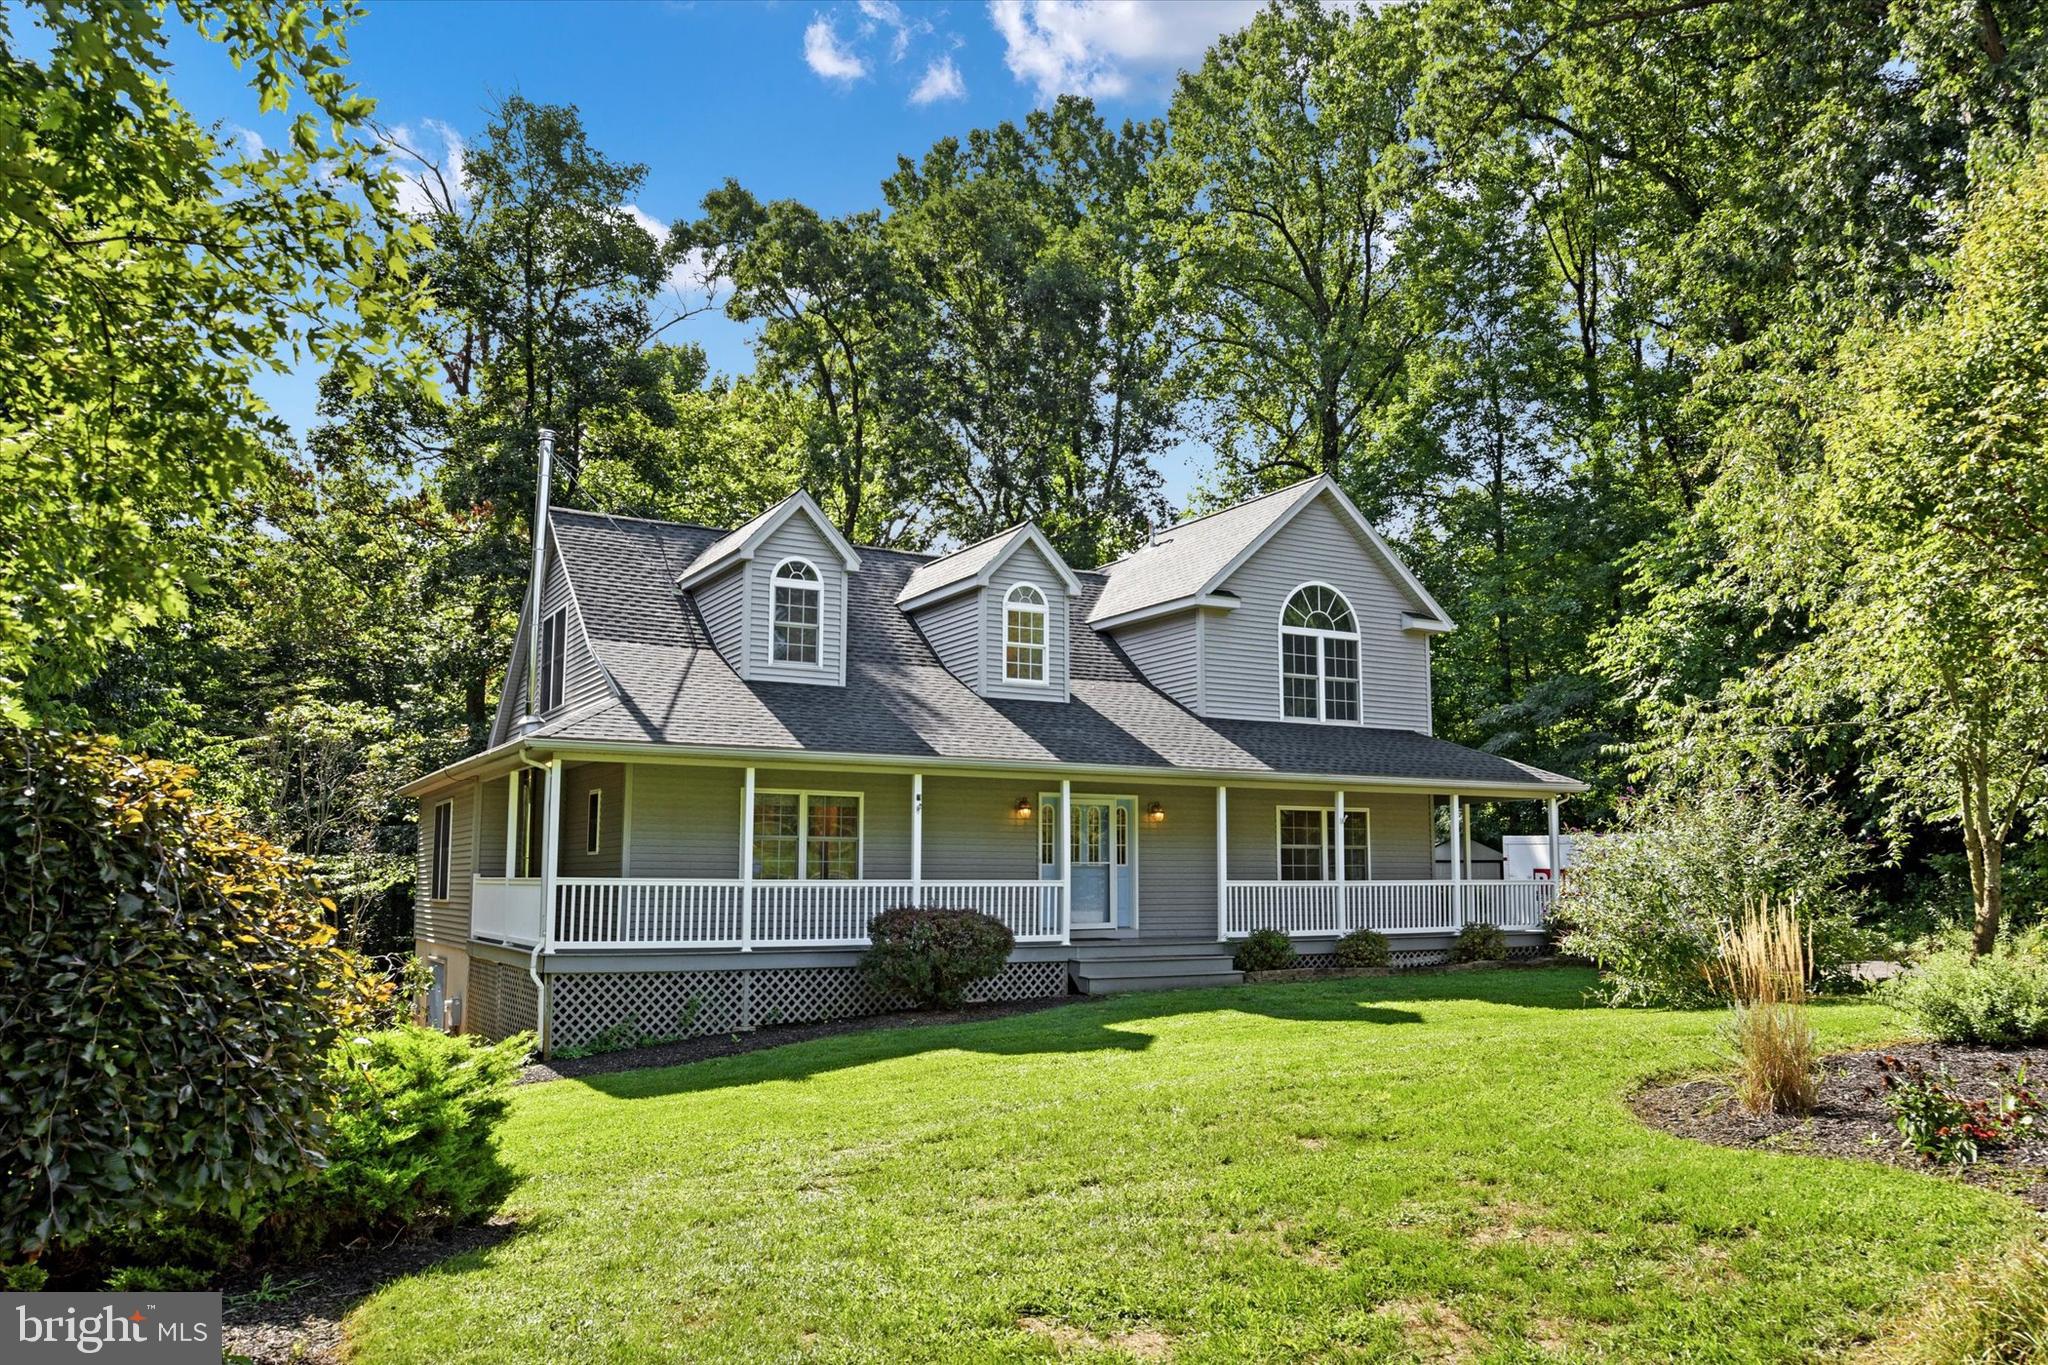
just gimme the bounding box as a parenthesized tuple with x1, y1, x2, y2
(771, 559, 821, 665)
(752, 792, 861, 880)
(1039, 800, 1058, 865)
(1004, 583, 1048, 683)
(539, 608, 566, 712)
(1276, 807, 1371, 881)
(1280, 585, 1360, 722)
(430, 800, 453, 900)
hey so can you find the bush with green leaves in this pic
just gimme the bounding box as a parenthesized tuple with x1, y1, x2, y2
(1556, 781, 1872, 1006)
(1452, 922, 1510, 963)
(861, 908, 1015, 1010)
(1334, 929, 1391, 968)
(0, 731, 388, 1260)
(1882, 930, 2048, 1046)
(1233, 928, 1296, 973)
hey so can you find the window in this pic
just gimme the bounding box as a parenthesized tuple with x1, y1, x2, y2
(1280, 584, 1360, 722)
(771, 559, 822, 665)
(586, 789, 602, 856)
(430, 800, 453, 900)
(1039, 800, 1058, 864)
(1276, 806, 1371, 881)
(752, 791, 861, 880)
(539, 608, 567, 712)
(1004, 583, 1048, 683)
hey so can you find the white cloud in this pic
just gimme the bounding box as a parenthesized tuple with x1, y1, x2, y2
(987, 0, 1263, 99)
(859, 0, 934, 61)
(909, 54, 967, 104)
(387, 118, 467, 216)
(804, 15, 870, 82)
(622, 203, 730, 306)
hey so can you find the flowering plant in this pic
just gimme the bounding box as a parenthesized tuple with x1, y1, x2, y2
(1878, 1057, 2040, 1166)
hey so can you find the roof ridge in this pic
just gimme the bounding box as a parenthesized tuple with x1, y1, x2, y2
(1101, 475, 1324, 568)
(554, 503, 954, 564)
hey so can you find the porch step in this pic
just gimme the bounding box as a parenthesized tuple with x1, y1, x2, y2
(1069, 947, 1243, 996)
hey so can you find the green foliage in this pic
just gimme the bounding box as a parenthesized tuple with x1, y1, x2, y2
(1, 1262, 47, 1292)
(1878, 1056, 2042, 1167)
(1882, 932, 2048, 1046)
(1557, 782, 1869, 1006)
(1868, 1233, 2048, 1365)
(104, 1265, 211, 1292)
(860, 908, 1015, 1010)
(0, 731, 388, 1259)
(1333, 930, 1391, 969)
(1451, 923, 1509, 964)
(1232, 929, 1297, 973)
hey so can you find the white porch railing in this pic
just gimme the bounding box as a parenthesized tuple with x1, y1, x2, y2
(471, 876, 545, 946)
(1223, 879, 1554, 939)
(548, 878, 1067, 950)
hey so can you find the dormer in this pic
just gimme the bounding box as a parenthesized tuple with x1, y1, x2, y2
(898, 523, 1084, 702)
(678, 491, 862, 687)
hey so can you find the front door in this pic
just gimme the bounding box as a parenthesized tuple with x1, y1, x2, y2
(1043, 795, 1137, 932)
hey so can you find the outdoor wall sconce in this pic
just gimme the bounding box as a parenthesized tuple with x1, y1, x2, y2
(1014, 797, 1034, 820)
(1147, 802, 1166, 824)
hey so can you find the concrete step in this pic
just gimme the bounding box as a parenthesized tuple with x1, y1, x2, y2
(1068, 941, 1235, 961)
(1074, 967, 1246, 996)
(1073, 955, 1241, 981)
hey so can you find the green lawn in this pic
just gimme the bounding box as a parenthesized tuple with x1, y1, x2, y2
(347, 968, 2033, 1362)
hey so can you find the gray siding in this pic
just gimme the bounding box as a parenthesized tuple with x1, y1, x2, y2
(416, 783, 474, 943)
(559, 762, 624, 878)
(625, 763, 913, 879)
(1222, 787, 1434, 881)
(979, 540, 1071, 702)
(1124, 783, 1218, 941)
(1112, 610, 1201, 708)
(912, 592, 981, 691)
(745, 516, 847, 686)
(920, 775, 1040, 879)
(478, 775, 509, 878)
(694, 564, 746, 673)
(1204, 495, 1434, 730)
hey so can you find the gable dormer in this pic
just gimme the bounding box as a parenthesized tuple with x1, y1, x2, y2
(898, 523, 1083, 702)
(677, 491, 862, 688)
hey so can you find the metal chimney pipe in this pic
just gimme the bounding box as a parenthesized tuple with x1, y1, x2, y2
(515, 427, 556, 734)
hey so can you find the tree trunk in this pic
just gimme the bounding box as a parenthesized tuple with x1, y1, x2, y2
(1961, 746, 2004, 955)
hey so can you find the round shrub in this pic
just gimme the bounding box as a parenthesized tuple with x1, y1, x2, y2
(1333, 929, 1391, 969)
(1882, 931, 2048, 1046)
(861, 907, 1015, 1010)
(1452, 922, 1509, 963)
(0, 730, 387, 1259)
(1233, 928, 1296, 973)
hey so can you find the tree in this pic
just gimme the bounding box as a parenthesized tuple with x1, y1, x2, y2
(0, 0, 426, 722)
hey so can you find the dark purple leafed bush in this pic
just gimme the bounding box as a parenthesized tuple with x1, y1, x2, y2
(861, 907, 1015, 1010)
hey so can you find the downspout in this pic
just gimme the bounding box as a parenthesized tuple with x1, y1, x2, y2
(516, 751, 551, 1053)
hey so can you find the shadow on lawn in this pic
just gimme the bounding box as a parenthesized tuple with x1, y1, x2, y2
(569, 968, 1599, 1101)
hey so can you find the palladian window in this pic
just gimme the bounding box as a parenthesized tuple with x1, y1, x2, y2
(771, 559, 821, 664)
(1280, 584, 1360, 722)
(1004, 583, 1048, 683)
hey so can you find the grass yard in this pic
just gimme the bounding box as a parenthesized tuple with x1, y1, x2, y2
(346, 968, 2035, 1362)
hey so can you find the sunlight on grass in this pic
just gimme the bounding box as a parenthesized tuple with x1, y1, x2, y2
(344, 968, 2034, 1362)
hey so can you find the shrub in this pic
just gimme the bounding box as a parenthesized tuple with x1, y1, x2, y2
(1710, 903, 1819, 1114)
(1451, 922, 1509, 963)
(105, 1265, 211, 1292)
(861, 907, 1015, 1010)
(1232, 928, 1296, 973)
(1882, 930, 2048, 1046)
(0, 731, 388, 1259)
(1333, 929, 1391, 969)
(259, 1026, 529, 1257)
(1878, 1058, 2041, 1167)
(1556, 781, 1871, 1006)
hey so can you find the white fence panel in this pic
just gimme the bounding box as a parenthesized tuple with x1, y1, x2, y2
(471, 877, 544, 946)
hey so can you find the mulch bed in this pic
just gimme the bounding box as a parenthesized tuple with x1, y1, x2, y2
(220, 1217, 518, 1364)
(518, 993, 1079, 1084)
(1633, 1042, 2048, 1210)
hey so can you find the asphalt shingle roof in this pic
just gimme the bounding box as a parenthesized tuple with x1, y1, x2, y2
(539, 507, 1579, 791)
(1088, 479, 1323, 622)
(897, 524, 1032, 604)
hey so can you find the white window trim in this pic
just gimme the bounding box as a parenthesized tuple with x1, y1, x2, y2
(1038, 791, 1142, 934)
(430, 799, 454, 903)
(751, 788, 864, 881)
(769, 557, 826, 669)
(1273, 805, 1373, 881)
(586, 789, 602, 856)
(1003, 582, 1050, 686)
(1278, 580, 1361, 725)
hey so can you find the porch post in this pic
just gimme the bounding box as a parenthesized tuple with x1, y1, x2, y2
(619, 762, 633, 877)
(1333, 788, 1347, 933)
(1215, 785, 1229, 942)
(1059, 778, 1073, 947)
(504, 771, 520, 877)
(1546, 795, 1562, 910)
(539, 758, 562, 948)
(911, 772, 924, 906)
(740, 765, 755, 952)
(1449, 794, 1465, 929)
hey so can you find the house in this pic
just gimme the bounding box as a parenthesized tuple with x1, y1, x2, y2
(400, 471, 1581, 1054)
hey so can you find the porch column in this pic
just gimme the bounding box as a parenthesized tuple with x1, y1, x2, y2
(619, 762, 633, 877)
(740, 765, 755, 952)
(911, 772, 924, 906)
(1546, 795, 1563, 910)
(539, 758, 562, 949)
(504, 771, 520, 877)
(1449, 794, 1465, 929)
(1058, 779, 1073, 946)
(1215, 785, 1229, 942)
(1333, 788, 1347, 933)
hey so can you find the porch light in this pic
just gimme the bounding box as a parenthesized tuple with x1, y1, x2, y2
(1014, 797, 1034, 820)
(1147, 802, 1165, 824)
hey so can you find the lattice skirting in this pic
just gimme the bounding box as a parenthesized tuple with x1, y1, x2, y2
(467, 958, 540, 1042)
(548, 959, 1071, 1052)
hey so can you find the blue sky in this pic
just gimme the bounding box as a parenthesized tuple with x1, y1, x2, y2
(166, 0, 1264, 504)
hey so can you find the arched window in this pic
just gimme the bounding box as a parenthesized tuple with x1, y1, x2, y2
(771, 559, 821, 665)
(1280, 584, 1360, 722)
(1004, 583, 1048, 683)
